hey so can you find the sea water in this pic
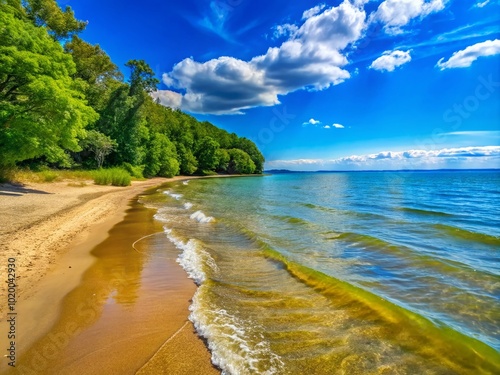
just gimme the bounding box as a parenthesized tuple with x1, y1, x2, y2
(142, 171, 500, 374)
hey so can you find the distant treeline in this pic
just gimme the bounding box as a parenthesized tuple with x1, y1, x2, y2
(0, 0, 264, 177)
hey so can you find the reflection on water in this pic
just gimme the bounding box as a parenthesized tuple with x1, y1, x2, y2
(5, 194, 204, 375)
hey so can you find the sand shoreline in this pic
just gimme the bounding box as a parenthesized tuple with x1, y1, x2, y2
(0, 176, 224, 374)
(0, 178, 170, 304)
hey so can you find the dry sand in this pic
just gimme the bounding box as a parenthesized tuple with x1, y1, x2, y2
(0, 178, 221, 374)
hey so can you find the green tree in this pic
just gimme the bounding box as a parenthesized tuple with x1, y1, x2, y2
(81, 130, 116, 168)
(236, 138, 265, 173)
(144, 133, 179, 177)
(216, 149, 230, 172)
(25, 0, 87, 40)
(125, 59, 159, 97)
(227, 149, 256, 174)
(196, 136, 220, 172)
(64, 36, 123, 111)
(0, 4, 97, 169)
(99, 60, 159, 166)
(177, 143, 198, 175)
(96, 82, 147, 166)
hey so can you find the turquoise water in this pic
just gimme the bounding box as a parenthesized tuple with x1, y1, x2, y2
(142, 171, 500, 374)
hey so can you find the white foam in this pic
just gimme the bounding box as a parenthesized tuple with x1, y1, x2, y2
(163, 225, 282, 374)
(164, 228, 218, 284)
(183, 202, 193, 210)
(183, 180, 190, 185)
(190, 210, 214, 223)
(153, 213, 170, 223)
(163, 190, 183, 200)
(189, 289, 284, 375)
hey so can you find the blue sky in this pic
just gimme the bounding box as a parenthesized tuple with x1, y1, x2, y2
(67, 0, 499, 170)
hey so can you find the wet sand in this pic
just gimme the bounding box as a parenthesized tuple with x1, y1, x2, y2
(0, 179, 221, 374)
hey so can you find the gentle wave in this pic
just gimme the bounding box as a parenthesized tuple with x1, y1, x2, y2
(164, 223, 283, 375)
(190, 287, 284, 375)
(262, 247, 500, 374)
(273, 215, 309, 226)
(153, 212, 170, 223)
(164, 190, 183, 200)
(433, 224, 500, 246)
(329, 231, 491, 278)
(183, 202, 193, 210)
(191, 210, 214, 223)
(164, 228, 218, 284)
(300, 202, 390, 221)
(396, 207, 453, 217)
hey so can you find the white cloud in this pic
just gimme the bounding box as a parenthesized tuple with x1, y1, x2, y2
(442, 130, 500, 137)
(303, 118, 321, 126)
(303, 120, 345, 129)
(272, 23, 298, 39)
(266, 146, 500, 171)
(302, 4, 326, 20)
(150, 90, 182, 109)
(475, 0, 491, 8)
(370, 50, 412, 72)
(372, 0, 446, 34)
(162, 1, 366, 114)
(436, 39, 500, 70)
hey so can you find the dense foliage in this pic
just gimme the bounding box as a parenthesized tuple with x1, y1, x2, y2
(0, 0, 263, 177)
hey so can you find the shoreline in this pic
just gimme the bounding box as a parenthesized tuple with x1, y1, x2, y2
(0, 176, 227, 374)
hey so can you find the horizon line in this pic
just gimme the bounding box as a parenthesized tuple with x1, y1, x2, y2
(264, 168, 500, 173)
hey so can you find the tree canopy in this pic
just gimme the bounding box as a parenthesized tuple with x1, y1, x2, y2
(0, 3, 97, 168)
(0, 0, 264, 177)
(25, 0, 87, 40)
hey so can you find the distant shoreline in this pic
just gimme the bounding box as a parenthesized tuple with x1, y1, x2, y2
(265, 168, 500, 173)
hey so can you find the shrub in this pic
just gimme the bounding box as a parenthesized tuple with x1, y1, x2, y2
(39, 170, 59, 182)
(93, 168, 131, 186)
(122, 162, 144, 179)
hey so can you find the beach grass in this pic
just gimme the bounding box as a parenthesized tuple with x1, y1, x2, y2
(2, 168, 95, 183)
(1, 167, 132, 186)
(92, 168, 131, 186)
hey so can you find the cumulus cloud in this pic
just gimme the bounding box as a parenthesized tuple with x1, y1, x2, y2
(303, 120, 345, 129)
(372, 0, 446, 34)
(303, 118, 321, 126)
(436, 39, 500, 69)
(302, 4, 326, 20)
(370, 50, 412, 72)
(266, 146, 500, 171)
(150, 90, 183, 109)
(162, 0, 366, 114)
(322, 124, 344, 129)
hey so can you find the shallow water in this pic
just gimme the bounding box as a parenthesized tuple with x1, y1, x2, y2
(145, 171, 500, 374)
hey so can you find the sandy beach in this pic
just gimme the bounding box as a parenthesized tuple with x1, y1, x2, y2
(0, 178, 220, 374)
